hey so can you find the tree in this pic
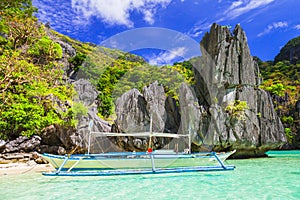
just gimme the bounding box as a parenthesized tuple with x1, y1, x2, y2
(265, 83, 285, 97)
(0, 0, 40, 49)
(0, 0, 74, 140)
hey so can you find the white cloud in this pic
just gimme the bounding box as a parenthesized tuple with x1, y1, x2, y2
(187, 20, 211, 38)
(148, 47, 186, 65)
(33, 0, 81, 35)
(224, 0, 275, 19)
(257, 21, 288, 37)
(71, 0, 171, 28)
(187, 26, 203, 38)
(228, 0, 243, 10)
(273, 21, 288, 28)
(143, 9, 155, 25)
(294, 24, 300, 30)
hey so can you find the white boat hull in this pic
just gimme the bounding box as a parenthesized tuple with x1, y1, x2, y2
(41, 150, 235, 171)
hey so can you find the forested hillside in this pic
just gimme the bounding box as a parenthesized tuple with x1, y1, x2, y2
(0, 0, 194, 141)
(258, 37, 300, 147)
(0, 0, 75, 140)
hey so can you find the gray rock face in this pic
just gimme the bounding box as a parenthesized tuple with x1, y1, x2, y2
(0, 140, 5, 150)
(41, 124, 75, 152)
(39, 79, 112, 154)
(200, 24, 260, 87)
(178, 83, 205, 144)
(114, 82, 178, 151)
(164, 95, 181, 133)
(56, 40, 76, 58)
(73, 79, 99, 107)
(115, 88, 149, 133)
(143, 81, 167, 132)
(115, 81, 167, 133)
(197, 23, 286, 156)
(73, 79, 111, 152)
(1, 136, 41, 153)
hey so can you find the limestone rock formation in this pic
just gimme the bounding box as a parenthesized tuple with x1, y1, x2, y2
(39, 79, 112, 154)
(112, 24, 286, 156)
(1, 136, 41, 153)
(40, 124, 75, 154)
(197, 23, 286, 157)
(115, 88, 149, 133)
(73, 79, 111, 133)
(178, 83, 206, 146)
(115, 81, 167, 133)
(164, 95, 181, 133)
(73, 79, 112, 152)
(143, 81, 167, 132)
(113, 81, 179, 151)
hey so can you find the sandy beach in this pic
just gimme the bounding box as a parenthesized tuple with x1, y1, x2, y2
(0, 162, 54, 176)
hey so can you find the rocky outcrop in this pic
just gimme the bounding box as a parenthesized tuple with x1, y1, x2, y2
(37, 79, 112, 154)
(200, 24, 260, 87)
(164, 95, 181, 133)
(0, 136, 41, 153)
(196, 23, 286, 157)
(143, 81, 167, 132)
(73, 79, 99, 106)
(112, 24, 286, 157)
(40, 124, 76, 154)
(115, 81, 167, 133)
(178, 83, 206, 146)
(115, 88, 149, 133)
(0, 136, 49, 165)
(113, 81, 179, 151)
(0, 152, 47, 165)
(73, 79, 112, 152)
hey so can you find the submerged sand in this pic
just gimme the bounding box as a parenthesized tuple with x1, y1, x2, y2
(0, 162, 54, 176)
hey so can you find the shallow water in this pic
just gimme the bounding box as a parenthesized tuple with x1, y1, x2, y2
(0, 157, 299, 200)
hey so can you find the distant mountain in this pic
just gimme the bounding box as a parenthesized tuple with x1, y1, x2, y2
(274, 36, 300, 64)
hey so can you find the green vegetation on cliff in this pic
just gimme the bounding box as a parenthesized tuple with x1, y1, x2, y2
(258, 38, 300, 146)
(274, 36, 300, 64)
(96, 58, 194, 118)
(0, 0, 196, 139)
(0, 0, 74, 139)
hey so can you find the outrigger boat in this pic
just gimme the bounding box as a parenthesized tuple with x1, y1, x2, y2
(41, 121, 236, 176)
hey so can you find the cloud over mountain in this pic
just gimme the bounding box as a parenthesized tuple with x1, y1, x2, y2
(71, 0, 171, 27)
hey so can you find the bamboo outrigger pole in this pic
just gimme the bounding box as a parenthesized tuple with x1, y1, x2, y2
(87, 120, 93, 155)
(148, 113, 153, 151)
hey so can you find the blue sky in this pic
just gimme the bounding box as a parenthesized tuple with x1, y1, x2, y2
(32, 0, 300, 64)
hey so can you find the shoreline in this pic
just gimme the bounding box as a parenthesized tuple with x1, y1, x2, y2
(0, 162, 54, 176)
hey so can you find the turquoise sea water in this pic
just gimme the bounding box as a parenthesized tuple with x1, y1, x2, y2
(0, 157, 299, 200)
